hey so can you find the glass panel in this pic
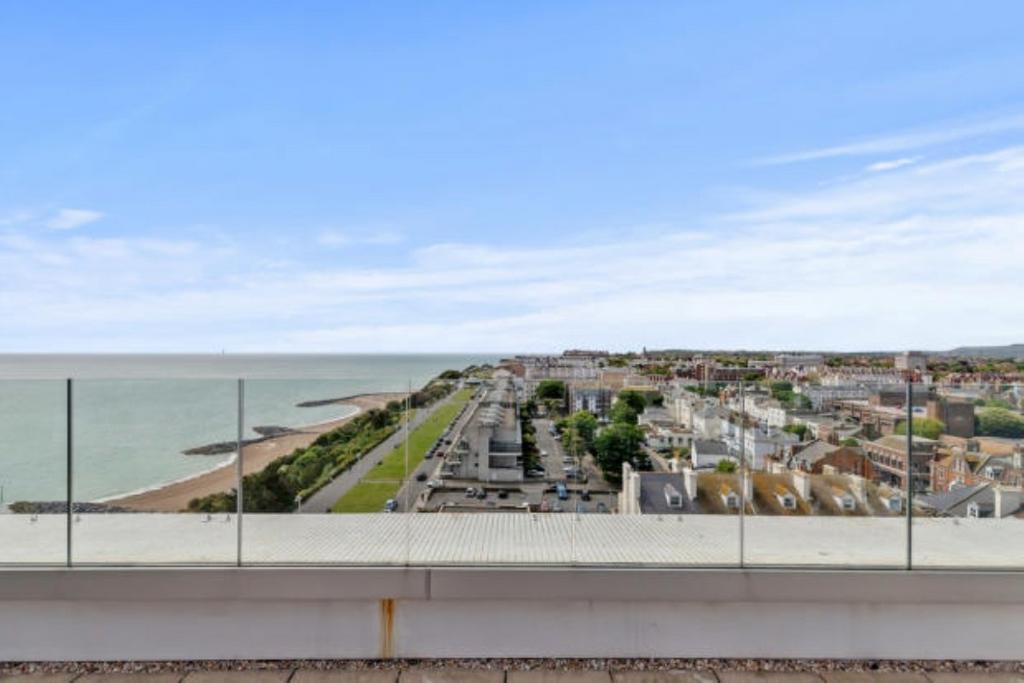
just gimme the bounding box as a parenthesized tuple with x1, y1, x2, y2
(240, 376, 411, 565)
(912, 379, 1024, 569)
(736, 367, 905, 568)
(572, 374, 739, 566)
(0, 380, 67, 565)
(71, 379, 238, 565)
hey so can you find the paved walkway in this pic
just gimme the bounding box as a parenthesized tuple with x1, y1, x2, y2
(302, 389, 463, 513)
(2, 668, 1021, 682)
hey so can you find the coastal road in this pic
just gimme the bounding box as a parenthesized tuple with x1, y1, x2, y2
(301, 387, 466, 513)
(393, 388, 486, 511)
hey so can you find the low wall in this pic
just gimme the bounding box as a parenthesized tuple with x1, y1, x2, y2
(2, 567, 1023, 661)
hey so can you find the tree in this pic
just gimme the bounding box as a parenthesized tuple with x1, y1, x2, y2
(610, 400, 639, 425)
(715, 459, 737, 474)
(594, 422, 647, 482)
(782, 424, 810, 441)
(976, 408, 1024, 438)
(438, 369, 462, 380)
(561, 410, 598, 452)
(894, 417, 945, 440)
(617, 389, 648, 414)
(839, 437, 860, 447)
(535, 380, 566, 400)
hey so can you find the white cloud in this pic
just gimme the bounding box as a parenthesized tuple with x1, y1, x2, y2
(866, 157, 920, 172)
(2, 142, 1023, 352)
(317, 228, 403, 247)
(46, 208, 104, 230)
(755, 112, 1024, 165)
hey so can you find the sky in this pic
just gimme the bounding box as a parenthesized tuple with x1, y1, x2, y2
(2, 1, 1024, 353)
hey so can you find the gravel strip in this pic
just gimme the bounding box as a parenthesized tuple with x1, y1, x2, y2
(2, 660, 1023, 678)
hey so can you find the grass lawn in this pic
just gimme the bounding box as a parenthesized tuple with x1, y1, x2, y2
(331, 387, 474, 512)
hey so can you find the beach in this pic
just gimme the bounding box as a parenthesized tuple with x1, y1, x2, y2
(108, 393, 404, 512)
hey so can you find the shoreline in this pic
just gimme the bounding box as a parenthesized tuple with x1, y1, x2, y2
(106, 392, 404, 512)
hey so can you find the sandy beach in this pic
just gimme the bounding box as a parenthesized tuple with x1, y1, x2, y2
(109, 393, 404, 512)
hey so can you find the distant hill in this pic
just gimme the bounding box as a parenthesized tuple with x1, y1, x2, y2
(943, 344, 1024, 359)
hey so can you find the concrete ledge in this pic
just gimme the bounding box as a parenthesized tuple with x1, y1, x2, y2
(3, 567, 1024, 604)
(3, 567, 1024, 661)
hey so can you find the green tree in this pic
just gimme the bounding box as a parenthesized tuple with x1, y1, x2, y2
(782, 423, 810, 441)
(839, 437, 860, 447)
(594, 422, 647, 482)
(535, 380, 566, 400)
(561, 410, 598, 452)
(894, 417, 945, 440)
(610, 400, 639, 425)
(976, 408, 1024, 438)
(617, 389, 648, 414)
(715, 459, 737, 474)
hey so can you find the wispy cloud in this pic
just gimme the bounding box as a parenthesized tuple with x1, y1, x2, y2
(46, 208, 104, 230)
(316, 228, 403, 247)
(866, 157, 920, 173)
(755, 112, 1024, 166)
(2, 143, 1023, 352)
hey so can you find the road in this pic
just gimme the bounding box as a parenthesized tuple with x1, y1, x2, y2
(301, 387, 466, 513)
(393, 387, 485, 511)
(533, 418, 614, 493)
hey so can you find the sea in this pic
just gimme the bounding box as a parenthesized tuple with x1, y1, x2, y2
(0, 354, 500, 504)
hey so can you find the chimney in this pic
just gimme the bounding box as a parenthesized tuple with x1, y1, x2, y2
(994, 486, 1023, 519)
(682, 467, 698, 501)
(791, 470, 812, 499)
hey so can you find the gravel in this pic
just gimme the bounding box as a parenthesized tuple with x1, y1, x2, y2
(2, 660, 1023, 677)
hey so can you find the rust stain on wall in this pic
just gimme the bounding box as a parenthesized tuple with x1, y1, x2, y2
(380, 598, 395, 659)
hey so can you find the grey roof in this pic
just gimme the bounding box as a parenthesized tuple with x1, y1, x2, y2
(793, 440, 839, 466)
(917, 483, 989, 514)
(638, 472, 699, 514)
(693, 439, 730, 456)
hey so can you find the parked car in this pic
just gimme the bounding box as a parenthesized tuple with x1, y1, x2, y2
(465, 487, 476, 498)
(427, 479, 441, 489)
(384, 499, 398, 512)
(581, 489, 591, 501)
(497, 490, 509, 499)
(596, 502, 608, 513)
(526, 469, 545, 478)
(416, 472, 428, 482)
(475, 489, 487, 500)
(556, 482, 568, 500)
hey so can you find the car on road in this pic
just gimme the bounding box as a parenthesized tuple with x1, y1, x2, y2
(526, 468, 545, 478)
(596, 502, 608, 513)
(384, 499, 398, 512)
(581, 489, 591, 501)
(540, 449, 548, 457)
(416, 472, 428, 482)
(475, 489, 487, 500)
(427, 479, 441, 489)
(556, 482, 568, 500)
(465, 487, 476, 497)
(497, 490, 509, 499)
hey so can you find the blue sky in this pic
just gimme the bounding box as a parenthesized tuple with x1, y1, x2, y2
(2, 1, 1024, 352)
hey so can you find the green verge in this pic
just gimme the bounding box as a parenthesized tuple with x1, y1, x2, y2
(331, 387, 474, 512)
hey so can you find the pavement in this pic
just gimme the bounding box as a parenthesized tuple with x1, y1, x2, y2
(302, 388, 467, 513)
(1, 668, 1020, 682)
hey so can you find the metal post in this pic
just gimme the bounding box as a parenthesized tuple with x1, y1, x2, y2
(66, 378, 73, 568)
(905, 378, 913, 570)
(404, 381, 410, 512)
(738, 382, 746, 569)
(236, 378, 244, 567)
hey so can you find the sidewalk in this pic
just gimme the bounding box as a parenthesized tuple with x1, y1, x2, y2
(2, 668, 1021, 682)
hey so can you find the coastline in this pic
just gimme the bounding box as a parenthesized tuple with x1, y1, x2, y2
(106, 392, 404, 512)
